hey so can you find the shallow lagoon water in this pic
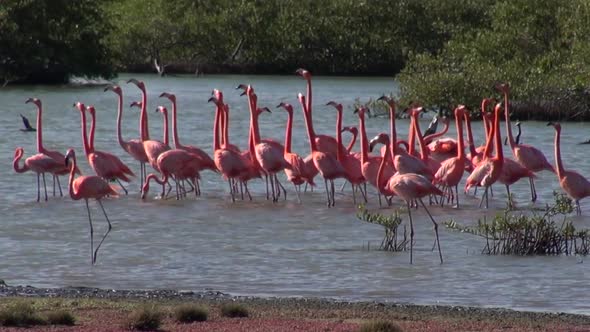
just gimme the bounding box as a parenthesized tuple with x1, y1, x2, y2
(1, 74, 589, 314)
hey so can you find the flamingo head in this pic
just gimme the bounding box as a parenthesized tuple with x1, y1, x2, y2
(276, 102, 293, 114)
(85, 105, 96, 117)
(547, 122, 561, 131)
(481, 97, 495, 111)
(159, 92, 176, 102)
(295, 68, 311, 80)
(129, 101, 142, 109)
(104, 85, 122, 95)
(325, 101, 343, 112)
(454, 105, 467, 118)
(212, 89, 224, 103)
(369, 133, 390, 153)
(341, 126, 358, 136)
(126, 78, 145, 91)
(255, 107, 271, 116)
(13, 147, 24, 159)
(494, 82, 510, 94)
(156, 106, 168, 116)
(208, 96, 222, 107)
(493, 102, 502, 115)
(377, 95, 395, 107)
(236, 84, 252, 96)
(353, 106, 371, 118)
(407, 106, 424, 119)
(64, 148, 76, 166)
(73, 102, 85, 112)
(297, 93, 307, 111)
(25, 97, 41, 107)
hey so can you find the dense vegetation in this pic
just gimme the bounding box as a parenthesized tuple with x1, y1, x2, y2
(3, 0, 590, 118)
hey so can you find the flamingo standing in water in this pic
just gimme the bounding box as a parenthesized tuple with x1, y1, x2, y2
(64, 148, 118, 265)
(104, 85, 148, 191)
(465, 103, 505, 208)
(277, 102, 313, 202)
(369, 132, 445, 264)
(497, 83, 554, 202)
(326, 101, 366, 203)
(25, 98, 72, 196)
(159, 92, 217, 173)
(298, 93, 346, 207)
(13, 147, 63, 201)
(548, 122, 590, 215)
(433, 105, 467, 207)
(84, 105, 135, 194)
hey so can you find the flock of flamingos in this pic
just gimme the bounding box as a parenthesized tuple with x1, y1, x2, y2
(12, 68, 590, 264)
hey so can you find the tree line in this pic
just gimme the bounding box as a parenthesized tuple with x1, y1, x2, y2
(2, 0, 590, 119)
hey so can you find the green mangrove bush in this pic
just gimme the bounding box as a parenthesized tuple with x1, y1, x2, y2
(356, 205, 408, 252)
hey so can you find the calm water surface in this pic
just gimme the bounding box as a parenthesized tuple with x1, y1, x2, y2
(1, 74, 589, 314)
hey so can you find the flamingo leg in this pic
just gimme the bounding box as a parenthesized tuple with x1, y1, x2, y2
(42, 173, 48, 201)
(454, 185, 459, 208)
(419, 198, 443, 264)
(324, 178, 331, 207)
(479, 187, 488, 208)
(276, 176, 287, 201)
(576, 200, 581, 215)
(330, 179, 336, 207)
(93, 199, 112, 264)
(85, 199, 94, 265)
(265, 175, 270, 200)
(304, 182, 308, 193)
(530, 177, 537, 202)
(270, 174, 277, 202)
(506, 185, 513, 209)
(243, 181, 252, 201)
(293, 183, 301, 203)
(359, 183, 368, 203)
(56, 175, 63, 197)
(340, 181, 347, 192)
(352, 184, 357, 204)
(52, 175, 56, 196)
(406, 200, 414, 264)
(228, 179, 235, 202)
(115, 179, 128, 195)
(36, 173, 41, 202)
(378, 192, 382, 207)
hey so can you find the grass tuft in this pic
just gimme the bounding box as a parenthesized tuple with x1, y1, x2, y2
(0, 301, 46, 327)
(45, 309, 76, 325)
(126, 305, 163, 331)
(220, 302, 249, 318)
(173, 303, 208, 323)
(359, 319, 404, 332)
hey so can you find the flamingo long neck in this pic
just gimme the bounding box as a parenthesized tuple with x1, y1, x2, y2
(171, 98, 182, 149)
(464, 113, 477, 156)
(424, 119, 449, 143)
(554, 126, 564, 178)
(503, 91, 516, 149)
(89, 110, 96, 152)
(482, 110, 495, 159)
(141, 87, 150, 140)
(346, 130, 357, 153)
(284, 110, 293, 154)
(35, 103, 45, 154)
(68, 156, 81, 200)
(412, 115, 428, 161)
(388, 104, 397, 160)
(305, 77, 315, 135)
(358, 112, 369, 164)
(146, 173, 168, 187)
(222, 105, 231, 148)
(456, 113, 465, 160)
(160, 109, 169, 146)
(115, 92, 126, 150)
(494, 106, 503, 162)
(79, 109, 91, 157)
(408, 118, 416, 156)
(219, 105, 226, 147)
(376, 140, 390, 194)
(301, 101, 317, 152)
(213, 103, 221, 151)
(13, 150, 28, 173)
(336, 109, 344, 162)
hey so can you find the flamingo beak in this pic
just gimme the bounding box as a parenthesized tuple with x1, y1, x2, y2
(207, 97, 217, 104)
(547, 122, 554, 126)
(25, 98, 34, 104)
(127, 78, 140, 85)
(377, 95, 388, 102)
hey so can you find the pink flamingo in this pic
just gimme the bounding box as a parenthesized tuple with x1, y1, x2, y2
(433, 105, 467, 207)
(497, 83, 554, 202)
(84, 105, 135, 194)
(208, 95, 250, 202)
(127, 79, 150, 140)
(341, 126, 359, 154)
(13, 147, 63, 201)
(277, 102, 314, 202)
(159, 92, 217, 173)
(548, 122, 590, 215)
(464, 103, 504, 208)
(298, 93, 346, 207)
(409, 108, 440, 177)
(327, 101, 367, 203)
(104, 85, 148, 191)
(369, 132, 445, 264)
(72, 103, 134, 192)
(25, 98, 72, 196)
(141, 148, 202, 200)
(64, 148, 118, 265)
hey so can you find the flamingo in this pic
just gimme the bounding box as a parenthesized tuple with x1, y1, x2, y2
(127, 79, 150, 141)
(409, 108, 440, 177)
(369, 133, 445, 264)
(277, 102, 314, 202)
(433, 105, 467, 207)
(104, 85, 148, 191)
(548, 122, 590, 215)
(65, 148, 118, 265)
(497, 83, 554, 202)
(25, 98, 72, 196)
(298, 93, 346, 207)
(464, 103, 504, 208)
(327, 101, 366, 203)
(84, 105, 135, 194)
(72, 103, 134, 194)
(13, 147, 63, 202)
(208, 95, 250, 202)
(159, 92, 217, 173)
(341, 126, 358, 154)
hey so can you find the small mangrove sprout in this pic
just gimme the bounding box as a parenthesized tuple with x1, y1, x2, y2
(445, 192, 590, 256)
(356, 205, 408, 252)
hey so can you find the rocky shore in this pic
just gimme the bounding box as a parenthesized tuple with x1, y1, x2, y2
(0, 281, 589, 331)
